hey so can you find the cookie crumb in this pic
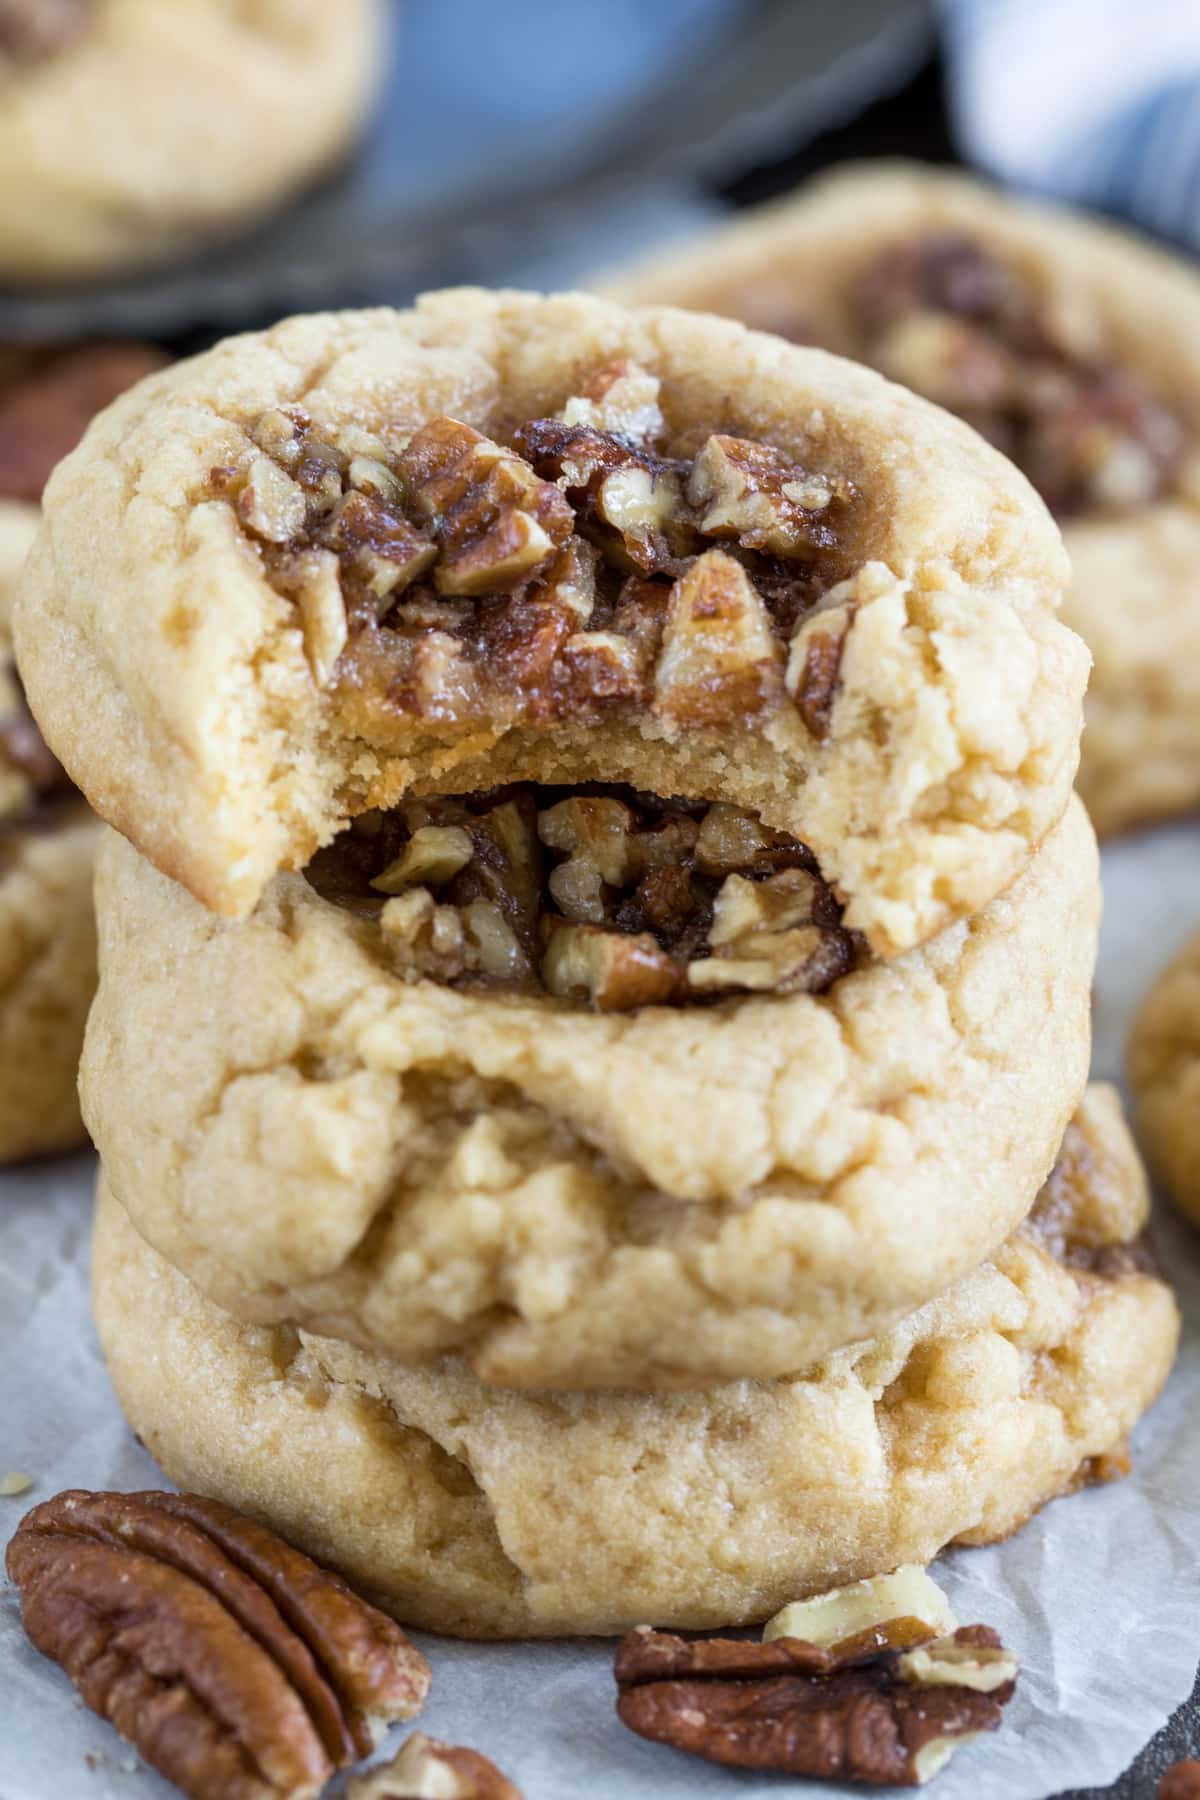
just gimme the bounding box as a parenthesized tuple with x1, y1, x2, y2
(1, 1470, 31, 1496)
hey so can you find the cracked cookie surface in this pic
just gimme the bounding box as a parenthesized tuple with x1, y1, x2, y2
(92, 1085, 1178, 1637)
(0, 0, 384, 282)
(1129, 928, 1200, 1227)
(607, 163, 1200, 838)
(83, 797, 1097, 1389)
(17, 290, 1085, 956)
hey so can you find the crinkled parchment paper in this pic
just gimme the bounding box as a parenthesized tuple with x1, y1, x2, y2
(1, 821, 1198, 1799)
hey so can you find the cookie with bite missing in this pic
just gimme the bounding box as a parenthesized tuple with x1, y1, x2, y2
(16, 290, 1087, 957)
(607, 162, 1200, 837)
(92, 1085, 1178, 1637)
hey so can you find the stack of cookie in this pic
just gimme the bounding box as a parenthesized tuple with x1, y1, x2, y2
(15, 290, 1178, 1637)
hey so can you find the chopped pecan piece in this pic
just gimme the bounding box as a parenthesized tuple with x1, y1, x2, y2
(542, 920, 681, 1011)
(559, 360, 665, 441)
(398, 418, 573, 597)
(764, 1566, 958, 1649)
(348, 1731, 523, 1799)
(653, 549, 783, 726)
(372, 825, 475, 893)
(788, 607, 855, 740)
(688, 867, 853, 996)
(687, 434, 845, 557)
(380, 888, 475, 983)
(6, 1488, 430, 1800)
(512, 415, 697, 575)
(693, 802, 816, 878)
(615, 1620, 1016, 1786)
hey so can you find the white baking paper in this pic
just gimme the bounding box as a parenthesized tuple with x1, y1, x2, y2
(1, 819, 1198, 1800)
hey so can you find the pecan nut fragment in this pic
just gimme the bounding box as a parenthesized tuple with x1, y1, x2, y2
(789, 607, 854, 740)
(6, 1489, 430, 1800)
(398, 417, 573, 598)
(348, 1731, 523, 1799)
(653, 548, 783, 726)
(615, 1620, 1016, 1787)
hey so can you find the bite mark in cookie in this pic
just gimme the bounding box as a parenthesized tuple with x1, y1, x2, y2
(305, 782, 860, 1011)
(217, 362, 857, 739)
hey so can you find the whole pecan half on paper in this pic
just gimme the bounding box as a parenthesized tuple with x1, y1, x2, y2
(6, 1489, 431, 1800)
(614, 1621, 1016, 1787)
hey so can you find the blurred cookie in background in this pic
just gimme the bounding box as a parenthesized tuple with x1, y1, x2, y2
(1130, 929, 1200, 1230)
(0, 0, 387, 285)
(608, 161, 1200, 838)
(0, 337, 164, 1160)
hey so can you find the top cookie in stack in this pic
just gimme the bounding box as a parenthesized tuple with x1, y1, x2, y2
(15, 291, 1086, 953)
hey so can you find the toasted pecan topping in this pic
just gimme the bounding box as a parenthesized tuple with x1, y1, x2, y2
(223, 365, 857, 735)
(306, 781, 859, 1012)
(6, 1488, 430, 1800)
(853, 232, 1187, 517)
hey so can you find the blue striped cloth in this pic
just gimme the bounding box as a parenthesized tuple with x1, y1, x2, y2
(940, 0, 1200, 247)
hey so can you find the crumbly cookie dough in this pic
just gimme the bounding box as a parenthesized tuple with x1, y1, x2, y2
(92, 1087, 1179, 1638)
(607, 162, 1200, 837)
(16, 290, 1085, 957)
(83, 798, 1098, 1389)
(0, 499, 96, 1159)
(1129, 928, 1200, 1225)
(0, 0, 385, 283)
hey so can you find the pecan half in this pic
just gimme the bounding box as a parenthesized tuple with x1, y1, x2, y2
(348, 1732, 523, 1799)
(6, 1489, 430, 1800)
(615, 1621, 1016, 1786)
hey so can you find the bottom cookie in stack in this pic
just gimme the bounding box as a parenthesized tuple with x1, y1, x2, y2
(93, 1085, 1177, 1640)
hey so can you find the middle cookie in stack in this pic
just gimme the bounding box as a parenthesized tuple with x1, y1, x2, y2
(17, 290, 1151, 1633)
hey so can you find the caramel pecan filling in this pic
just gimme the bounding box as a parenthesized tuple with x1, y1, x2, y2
(306, 783, 860, 1012)
(0, 0, 90, 71)
(853, 233, 1187, 517)
(221, 362, 857, 732)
